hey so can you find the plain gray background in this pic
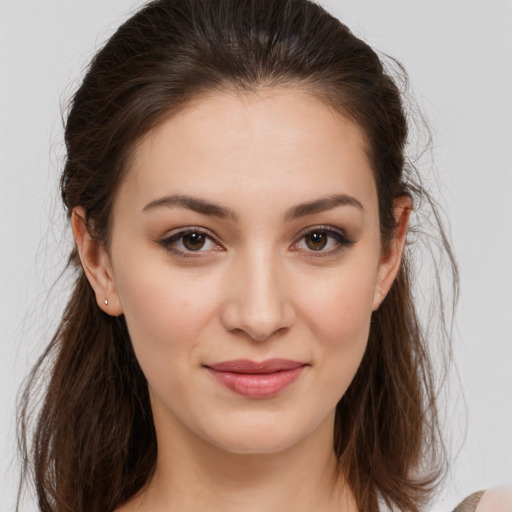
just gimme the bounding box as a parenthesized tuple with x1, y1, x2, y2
(1, 1, 511, 510)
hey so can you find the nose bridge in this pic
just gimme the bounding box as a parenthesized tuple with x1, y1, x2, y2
(221, 244, 294, 341)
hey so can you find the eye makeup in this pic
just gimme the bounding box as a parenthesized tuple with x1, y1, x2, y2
(156, 224, 355, 260)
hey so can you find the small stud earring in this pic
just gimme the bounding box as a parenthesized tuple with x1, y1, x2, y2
(104, 299, 108, 306)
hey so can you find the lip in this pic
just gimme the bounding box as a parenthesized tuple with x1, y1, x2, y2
(204, 359, 307, 398)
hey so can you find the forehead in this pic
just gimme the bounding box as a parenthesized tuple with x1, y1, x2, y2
(117, 88, 377, 218)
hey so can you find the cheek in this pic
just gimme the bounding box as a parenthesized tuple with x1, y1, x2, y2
(113, 256, 223, 372)
(296, 256, 379, 395)
(300, 263, 377, 346)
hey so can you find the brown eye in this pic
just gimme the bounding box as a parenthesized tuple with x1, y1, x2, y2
(293, 226, 354, 257)
(183, 232, 206, 251)
(159, 229, 221, 256)
(305, 231, 328, 251)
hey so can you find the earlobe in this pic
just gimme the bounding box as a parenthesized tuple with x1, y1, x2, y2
(71, 207, 123, 316)
(372, 195, 412, 311)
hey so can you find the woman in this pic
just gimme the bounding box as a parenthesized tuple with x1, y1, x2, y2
(16, 0, 488, 510)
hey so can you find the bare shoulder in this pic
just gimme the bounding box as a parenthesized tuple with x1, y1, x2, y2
(476, 485, 512, 512)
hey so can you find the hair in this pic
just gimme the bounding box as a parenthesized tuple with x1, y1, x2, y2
(17, 1, 458, 511)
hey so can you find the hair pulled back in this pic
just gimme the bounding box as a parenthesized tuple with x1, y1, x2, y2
(18, 1, 458, 511)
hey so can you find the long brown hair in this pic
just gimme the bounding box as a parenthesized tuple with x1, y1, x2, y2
(17, 1, 458, 511)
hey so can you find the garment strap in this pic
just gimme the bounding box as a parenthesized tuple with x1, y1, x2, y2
(453, 490, 485, 512)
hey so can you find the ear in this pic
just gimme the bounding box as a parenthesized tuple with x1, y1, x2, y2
(372, 195, 412, 311)
(71, 207, 123, 316)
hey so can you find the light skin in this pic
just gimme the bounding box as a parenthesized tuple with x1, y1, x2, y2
(72, 88, 411, 512)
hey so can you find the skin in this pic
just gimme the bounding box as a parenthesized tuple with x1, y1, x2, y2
(72, 88, 411, 512)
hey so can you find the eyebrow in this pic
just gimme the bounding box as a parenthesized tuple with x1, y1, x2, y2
(283, 194, 364, 221)
(143, 194, 238, 220)
(142, 193, 364, 221)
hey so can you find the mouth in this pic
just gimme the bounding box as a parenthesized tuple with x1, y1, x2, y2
(204, 359, 307, 398)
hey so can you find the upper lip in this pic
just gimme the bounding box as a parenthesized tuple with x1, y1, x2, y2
(205, 359, 306, 374)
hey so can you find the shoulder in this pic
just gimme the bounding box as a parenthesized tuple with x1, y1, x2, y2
(475, 485, 512, 512)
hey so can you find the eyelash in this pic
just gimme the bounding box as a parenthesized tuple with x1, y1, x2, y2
(158, 225, 354, 259)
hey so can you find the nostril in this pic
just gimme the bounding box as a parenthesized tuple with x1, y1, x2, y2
(227, 324, 291, 343)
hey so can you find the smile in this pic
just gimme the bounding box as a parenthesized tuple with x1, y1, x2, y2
(204, 359, 307, 398)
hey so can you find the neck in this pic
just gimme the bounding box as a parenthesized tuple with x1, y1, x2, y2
(129, 410, 356, 512)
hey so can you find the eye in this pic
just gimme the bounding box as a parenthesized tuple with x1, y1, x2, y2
(158, 228, 223, 256)
(293, 226, 354, 256)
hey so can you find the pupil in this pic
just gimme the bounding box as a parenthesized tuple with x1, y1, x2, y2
(184, 233, 205, 250)
(307, 232, 327, 250)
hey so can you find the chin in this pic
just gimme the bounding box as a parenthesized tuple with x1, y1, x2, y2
(197, 410, 323, 455)
(209, 432, 302, 455)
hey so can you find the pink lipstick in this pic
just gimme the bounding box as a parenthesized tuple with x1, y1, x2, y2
(204, 359, 306, 398)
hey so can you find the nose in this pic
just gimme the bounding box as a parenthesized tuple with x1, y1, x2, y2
(220, 250, 295, 342)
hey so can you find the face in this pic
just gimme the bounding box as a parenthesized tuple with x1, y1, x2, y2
(78, 89, 405, 455)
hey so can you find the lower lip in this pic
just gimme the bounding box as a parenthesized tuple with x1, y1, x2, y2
(206, 366, 306, 398)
